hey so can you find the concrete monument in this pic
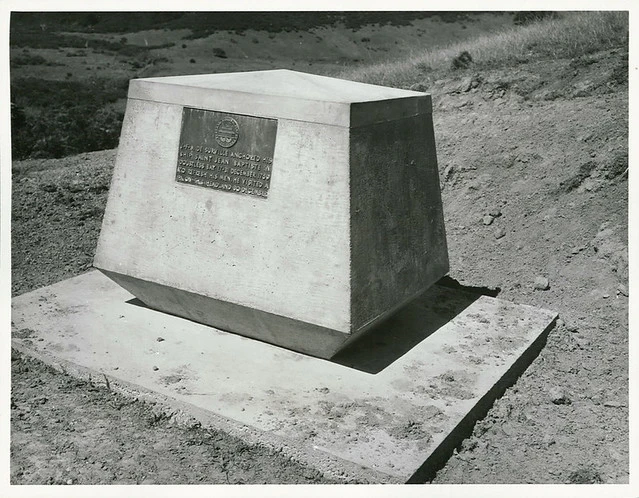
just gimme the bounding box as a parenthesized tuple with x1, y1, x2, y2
(93, 69, 449, 358)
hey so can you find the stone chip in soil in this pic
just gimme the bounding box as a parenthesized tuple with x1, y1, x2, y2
(533, 277, 550, 291)
(549, 387, 571, 405)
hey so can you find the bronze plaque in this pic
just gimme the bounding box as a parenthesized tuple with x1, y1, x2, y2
(176, 108, 278, 198)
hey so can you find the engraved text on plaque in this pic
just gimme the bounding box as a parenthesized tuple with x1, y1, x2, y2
(176, 108, 278, 198)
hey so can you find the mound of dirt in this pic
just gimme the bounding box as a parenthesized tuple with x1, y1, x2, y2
(428, 49, 628, 484)
(11, 150, 116, 296)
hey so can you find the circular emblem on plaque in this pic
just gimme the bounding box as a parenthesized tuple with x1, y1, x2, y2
(215, 117, 240, 148)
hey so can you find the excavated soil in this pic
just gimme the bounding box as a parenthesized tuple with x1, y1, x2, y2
(10, 48, 628, 484)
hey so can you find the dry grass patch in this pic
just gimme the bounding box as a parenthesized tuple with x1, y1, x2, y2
(341, 11, 628, 88)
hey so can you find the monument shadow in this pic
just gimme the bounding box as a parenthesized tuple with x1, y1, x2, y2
(331, 277, 500, 374)
(127, 276, 500, 375)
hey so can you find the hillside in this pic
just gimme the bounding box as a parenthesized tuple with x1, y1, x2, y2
(10, 11, 629, 485)
(10, 11, 512, 159)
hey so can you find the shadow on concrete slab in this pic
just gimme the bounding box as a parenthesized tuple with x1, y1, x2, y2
(127, 277, 502, 376)
(331, 278, 501, 374)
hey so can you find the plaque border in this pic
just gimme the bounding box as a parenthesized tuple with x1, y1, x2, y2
(174, 107, 278, 200)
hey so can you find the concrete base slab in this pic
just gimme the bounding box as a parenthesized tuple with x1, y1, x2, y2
(11, 271, 557, 483)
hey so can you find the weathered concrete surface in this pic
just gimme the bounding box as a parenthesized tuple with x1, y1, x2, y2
(350, 111, 448, 331)
(128, 69, 429, 127)
(11, 271, 556, 483)
(93, 70, 448, 358)
(94, 97, 352, 337)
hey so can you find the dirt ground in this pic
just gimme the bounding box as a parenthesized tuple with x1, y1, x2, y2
(10, 349, 338, 485)
(10, 47, 628, 484)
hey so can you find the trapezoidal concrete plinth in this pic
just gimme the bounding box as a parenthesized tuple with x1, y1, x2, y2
(93, 70, 449, 359)
(11, 271, 557, 483)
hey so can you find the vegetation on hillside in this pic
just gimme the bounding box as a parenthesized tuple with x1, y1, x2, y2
(11, 79, 126, 159)
(11, 11, 476, 37)
(10, 11, 488, 160)
(342, 11, 628, 87)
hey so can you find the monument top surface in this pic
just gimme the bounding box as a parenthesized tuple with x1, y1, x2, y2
(128, 69, 432, 127)
(135, 69, 427, 103)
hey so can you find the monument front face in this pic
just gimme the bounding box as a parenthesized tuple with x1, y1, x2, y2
(94, 70, 448, 358)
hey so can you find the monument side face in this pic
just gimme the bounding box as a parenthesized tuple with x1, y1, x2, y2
(349, 98, 449, 333)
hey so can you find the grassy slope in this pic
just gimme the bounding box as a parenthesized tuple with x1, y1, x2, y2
(342, 11, 628, 87)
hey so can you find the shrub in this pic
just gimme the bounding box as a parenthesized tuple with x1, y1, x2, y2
(10, 53, 47, 67)
(451, 51, 473, 69)
(213, 48, 227, 58)
(11, 78, 127, 159)
(12, 105, 124, 159)
(11, 103, 26, 128)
